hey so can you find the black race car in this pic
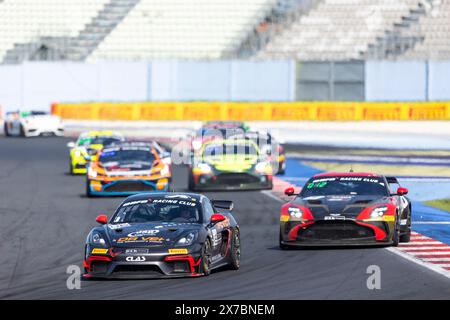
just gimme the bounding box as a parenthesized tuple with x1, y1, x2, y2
(279, 172, 411, 248)
(83, 192, 240, 279)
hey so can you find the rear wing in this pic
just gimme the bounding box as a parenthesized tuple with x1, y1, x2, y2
(211, 200, 234, 211)
(386, 176, 399, 184)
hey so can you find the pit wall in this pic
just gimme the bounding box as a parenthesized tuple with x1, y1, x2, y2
(2, 60, 450, 112)
(52, 101, 450, 121)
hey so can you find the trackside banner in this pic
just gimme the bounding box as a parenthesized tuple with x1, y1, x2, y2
(51, 101, 450, 121)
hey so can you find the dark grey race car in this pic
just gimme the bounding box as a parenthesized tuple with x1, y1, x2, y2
(83, 192, 240, 279)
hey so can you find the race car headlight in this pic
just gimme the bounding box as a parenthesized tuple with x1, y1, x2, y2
(288, 207, 303, 219)
(370, 206, 388, 218)
(192, 140, 203, 150)
(90, 232, 106, 246)
(255, 161, 271, 173)
(162, 157, 172, 165)
(74, 150, 82, 157)
(88, 166, 97, 178)
(196, 163, 212, 174)
(160, 164, 170, 176)
(176, 232, 196, 246)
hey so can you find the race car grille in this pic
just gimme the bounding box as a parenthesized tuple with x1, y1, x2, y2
(104, 182, 155, 192)
(298, 221, 375, 241)
(91, 261, 109, 274)
(112, 264, 164, 276)
(215, 173, 260, 185)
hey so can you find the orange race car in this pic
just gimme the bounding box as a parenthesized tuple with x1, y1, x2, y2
(86, 142, 171, 197)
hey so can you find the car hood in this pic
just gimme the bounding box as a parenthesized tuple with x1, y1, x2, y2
(102, 162, 154, 176)
(294, 195, 389, 219)
(104, 222, 202, 247)
(204, 154, 258, 172)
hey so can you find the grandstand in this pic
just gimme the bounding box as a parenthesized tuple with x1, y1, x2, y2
(0, 0, 449, 63)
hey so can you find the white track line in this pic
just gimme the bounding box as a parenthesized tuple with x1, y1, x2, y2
(386, 247, 450, 279)
(406, 251, 450, 256)
(260, 190, 285, 203)
(423, 258, 450, 262)
(413, 222, 450, 225)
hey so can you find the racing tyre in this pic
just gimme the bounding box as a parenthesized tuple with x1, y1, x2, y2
(86, 178, 93, 198)
(69, 162, 74, 175)
(200, 239, 212, 276)
(20, 124, 25, 137)
(277, 162, 286, 175)
(400, 216, 411, 243)
(228, 229, 241, 270)
(279, 230, 290, 250)
(3, 123, 10, 137)
(392, 218, 401, 247)
(188, 171, 196, 191)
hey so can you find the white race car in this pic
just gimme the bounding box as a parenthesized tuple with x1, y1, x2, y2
(3, 111, 64, 137)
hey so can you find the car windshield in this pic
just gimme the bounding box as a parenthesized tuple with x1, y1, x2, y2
(21, 111, 48, 117)
(198, 127, 244, 138)
(99, 148, 155, 164)
(111, 198, 202, 224)
(300, 176, 388, 197)
(203, 143, 258, 157)
(78, 136, 122, 147)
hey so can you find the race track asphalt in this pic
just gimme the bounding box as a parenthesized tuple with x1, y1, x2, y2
(0, 137, 450, 299)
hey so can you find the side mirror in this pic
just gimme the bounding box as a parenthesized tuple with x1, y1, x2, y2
(67, 141, 76, 148)
(397, 187, 408, 195)
(210, 213, 226, 224)
(211, 200, 234, 211)
(284, 187, 295, 196)
(96, 215, 108, 224)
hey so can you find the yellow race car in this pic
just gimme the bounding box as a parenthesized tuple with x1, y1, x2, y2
(188, 139, 273, 191)
(67, 131, 124, 175)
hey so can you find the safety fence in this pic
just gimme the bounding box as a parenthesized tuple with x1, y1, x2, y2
(52, 101, 450, 121)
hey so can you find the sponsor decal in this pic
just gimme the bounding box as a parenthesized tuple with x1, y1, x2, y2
(108, 223, 130, 230)
(127, 229, 160, 237)
(91, 248, 109, 254)
(125, 256, 146, 262)
(328, 196, 353, 201)
(151, 199, 197, 207)
(115, 236, 165, 243)
(324, 214, 346, 221)
(126, 248, 149, 254)
(165, 194, 191, 199)
(122, 200, 149, 207)
(168, 248, 188, 254)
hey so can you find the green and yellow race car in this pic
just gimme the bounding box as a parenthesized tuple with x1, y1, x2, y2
(67, 131, 124, 175)
(188, 139, 273, 191)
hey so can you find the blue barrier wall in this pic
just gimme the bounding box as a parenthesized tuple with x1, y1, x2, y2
(365, 61, 427, 101)
(429, 61, 450, 101)
(0, 60, 449, 112)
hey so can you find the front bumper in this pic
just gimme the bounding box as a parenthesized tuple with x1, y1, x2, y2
(193, 171, 273, 191)
(84, 247, 203, 279)
(280, 219, 392, 247)
(88, 177, 170, 196)
(24, 126, 64, 137)
(71, 159, 87, 174)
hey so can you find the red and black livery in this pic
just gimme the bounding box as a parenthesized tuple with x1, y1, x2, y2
(83, 192, 240, 279)
(279, 172, 412, 248)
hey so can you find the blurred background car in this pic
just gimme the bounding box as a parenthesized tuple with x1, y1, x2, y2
(67, 131, 125, 175)
(3, 111, 63, 137)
